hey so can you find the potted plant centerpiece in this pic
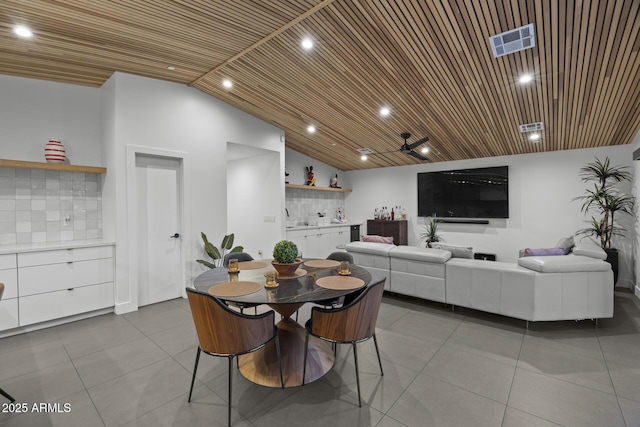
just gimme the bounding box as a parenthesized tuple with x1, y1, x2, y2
(272, 240, 302, 277)
(575, 157, 635, 284)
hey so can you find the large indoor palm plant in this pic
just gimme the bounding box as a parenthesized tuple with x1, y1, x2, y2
(575, 157, 635, 283)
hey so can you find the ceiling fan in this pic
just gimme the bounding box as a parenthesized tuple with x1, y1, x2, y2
(374, 133, 429, 161)
(359, 132, 430, 161)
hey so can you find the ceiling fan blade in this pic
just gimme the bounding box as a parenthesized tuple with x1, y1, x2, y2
(407, 136, 429, 150)
(407, 150, 428, 161)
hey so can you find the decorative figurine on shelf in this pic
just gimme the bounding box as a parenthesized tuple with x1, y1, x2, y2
(285, 170, 289, 184)
(305, 166, 316, 186)
(330, 173, 340, 188)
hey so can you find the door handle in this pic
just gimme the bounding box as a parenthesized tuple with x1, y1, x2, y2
(170, 233, 180, 239)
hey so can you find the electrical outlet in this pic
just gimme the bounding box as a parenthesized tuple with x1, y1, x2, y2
(63, 214, 72, 227)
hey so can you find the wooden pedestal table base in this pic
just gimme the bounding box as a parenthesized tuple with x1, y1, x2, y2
(238, 317, 335, 388)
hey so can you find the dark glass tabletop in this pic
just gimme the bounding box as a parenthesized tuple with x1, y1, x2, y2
(192, 259, 373, 305)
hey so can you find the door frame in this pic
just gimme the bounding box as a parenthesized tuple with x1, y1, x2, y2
(125, 145, 191, 309)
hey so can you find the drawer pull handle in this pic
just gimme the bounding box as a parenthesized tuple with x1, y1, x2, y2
(67, 261, 73, 264)
(67, 288, 74, 291)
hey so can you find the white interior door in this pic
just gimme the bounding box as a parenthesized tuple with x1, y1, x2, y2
(135, 154, 182, 306)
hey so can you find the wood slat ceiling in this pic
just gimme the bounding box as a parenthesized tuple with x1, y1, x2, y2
(1, 0, 639, 171)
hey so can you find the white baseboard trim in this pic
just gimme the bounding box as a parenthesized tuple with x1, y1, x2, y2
(114, 301, 138, 315)
(0, 308, 114, 339)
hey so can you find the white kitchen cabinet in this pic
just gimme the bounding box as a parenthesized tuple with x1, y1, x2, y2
(0, 254, 19, 331)
(331, 228, 350, 250)
(0, 244, 116, 330)
(286, 225, 354, 259)
(285, 229, 308, 258)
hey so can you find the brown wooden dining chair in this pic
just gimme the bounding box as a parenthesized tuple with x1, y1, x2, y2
(0, 283, 16, 403)
(302, 278, 386, 407)
(186, 287, 283, 427)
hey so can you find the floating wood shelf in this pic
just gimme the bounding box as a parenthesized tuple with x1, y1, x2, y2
(0, 159, 107, 174)
(285, 183, 351, 193)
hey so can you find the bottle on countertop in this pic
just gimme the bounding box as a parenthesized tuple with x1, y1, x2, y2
(391, 207, 395, 220)
(374, 208, 379, 220)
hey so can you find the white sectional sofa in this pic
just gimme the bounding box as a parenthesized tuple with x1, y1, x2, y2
(345, 241, 614, 325)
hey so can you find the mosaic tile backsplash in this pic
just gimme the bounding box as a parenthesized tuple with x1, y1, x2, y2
(0, 168, 102, 245)
(285, 188, 347, 225)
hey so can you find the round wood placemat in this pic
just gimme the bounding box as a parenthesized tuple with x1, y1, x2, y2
(315, 276, 365, 290)
(238, 261, 268, 270)
(208, 281, 262, 297)
(303, 259, 340, 268)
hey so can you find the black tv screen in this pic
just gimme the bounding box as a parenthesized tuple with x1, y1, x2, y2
(417, 166, 509, 218)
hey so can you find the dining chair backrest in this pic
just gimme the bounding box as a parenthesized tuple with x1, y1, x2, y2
(309, 278, 385, 343)
(186, 287, 274, 356)
(326, 252, 354, 263)
(0, 283, 4, 301)
(222, 252, 254, 268)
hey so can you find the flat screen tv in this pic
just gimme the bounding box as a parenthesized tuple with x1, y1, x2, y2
(417, 166, 509, 218)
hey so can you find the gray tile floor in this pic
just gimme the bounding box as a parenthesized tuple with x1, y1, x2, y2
(1, 290, 640, 426)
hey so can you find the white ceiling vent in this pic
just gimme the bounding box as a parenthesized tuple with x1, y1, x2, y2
(357, 148, 374, 155)
(490, 24, 535, 58)
(519, 122, 544, 133)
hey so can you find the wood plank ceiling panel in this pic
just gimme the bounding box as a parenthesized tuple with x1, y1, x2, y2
(1, 0, 639, 170)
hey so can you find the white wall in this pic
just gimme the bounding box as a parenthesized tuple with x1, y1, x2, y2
(0, 75, 102, 165)
(286, 148, 347, 188)
(344, 145, 635, 289)
(101, 72, 285, 313)
(227, 144, 281, 258)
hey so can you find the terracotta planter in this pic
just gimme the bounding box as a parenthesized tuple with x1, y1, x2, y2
(271, 260, 302, 277)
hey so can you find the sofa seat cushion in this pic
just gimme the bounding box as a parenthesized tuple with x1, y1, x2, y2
(389, 246, 451, 263)
(518, 254, 611, 273)
(345, 241, 396, 256)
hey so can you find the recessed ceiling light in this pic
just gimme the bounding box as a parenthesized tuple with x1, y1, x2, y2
(519, 74, 533, 84)
(167, 66, 176, 71)
(360, 155, 368, 161)
(301, 38, 314, 50)
(222, 79, 233, 89)
(13, 25, 33, 38)
(307, 125, 316, 133)
(380, 107, 390, 116)
(529, 133, 540, 141)
(421, 147, 429, 154)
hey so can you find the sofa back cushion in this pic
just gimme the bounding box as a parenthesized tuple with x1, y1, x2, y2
(429, 243, 473, 259)
(518, 254, 611, 273)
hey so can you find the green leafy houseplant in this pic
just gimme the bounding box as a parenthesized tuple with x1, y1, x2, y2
(196, 232, 243, 268)
(418, 217, 442, 248)
(575, 157, 635, 249)
(272, 240, 299, 263)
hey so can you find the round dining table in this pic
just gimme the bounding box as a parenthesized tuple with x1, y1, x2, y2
(193, 259, 373, 388)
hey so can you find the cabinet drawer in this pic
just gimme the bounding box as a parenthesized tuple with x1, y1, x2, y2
(0, 298, 19, 332)
(19, 258, 114, 296)
(19, 282, 114, 326)
(18, 246, 114, 267)
(0, 254, 16, 270)
(0, 268, 18, 299)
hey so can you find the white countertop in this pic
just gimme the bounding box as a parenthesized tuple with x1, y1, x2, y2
(0, 239, 115, 255)
(285, 222, 362, 231)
